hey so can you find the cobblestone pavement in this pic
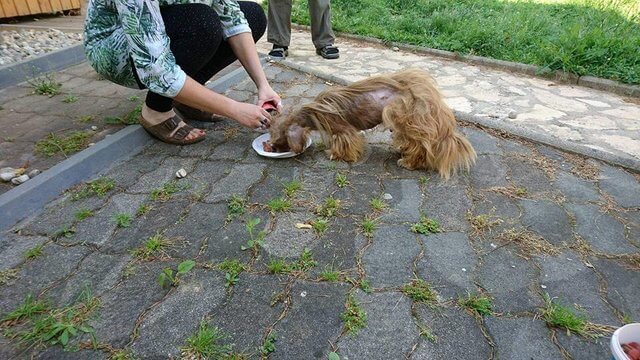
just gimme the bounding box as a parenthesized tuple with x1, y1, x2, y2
(256, 30, 640, 168)
(1, 64, 639, 359)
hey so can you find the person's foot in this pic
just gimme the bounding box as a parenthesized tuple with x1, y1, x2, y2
(269, 44, 289, 59)
(316, 45, 339, 59)
(173, 101, 224, 122)
(139, 106, 205, 145)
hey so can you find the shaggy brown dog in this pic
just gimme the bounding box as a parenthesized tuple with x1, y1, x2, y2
(268, 69, 476, 179)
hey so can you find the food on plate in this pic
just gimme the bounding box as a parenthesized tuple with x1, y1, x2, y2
(262, 141, 274, 152)
(623, 342, 640, 360)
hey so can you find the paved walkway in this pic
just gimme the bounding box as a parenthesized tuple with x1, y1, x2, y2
(1, 61, 639, 359)
(256, 30, 640, 170)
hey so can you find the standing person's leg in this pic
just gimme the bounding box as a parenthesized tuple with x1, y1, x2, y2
(309, 0, 339, 59)
(267, 0, 292, 58)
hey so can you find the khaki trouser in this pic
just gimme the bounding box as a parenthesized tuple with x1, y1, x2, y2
(267, 0, 336, 49)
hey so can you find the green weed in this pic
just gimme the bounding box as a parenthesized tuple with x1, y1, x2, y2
(340, 295, 367, 335)
(158, 260, 195, 288)
(131, 233, 172, 260)
(458, 293, 493, 316)
(316, 197, 341, 218)
(114, 213, 132, 228)
(62, 94, 78, 103)
(267, 197, 291, 214)
(411, 215, 441, 235)
(24, 244, 44, 260)
(35, 131, 92, 157)
(259, 332, 277, 356)
(74, 209, 94, 221)
(240, 218, 266, 252)
(70, 177, 115, 201)
(335, 173, 349, 188)
(361, 217, 376, 237)
(312, 218, 329, 234)
(219, 259, 245, 288)
(28, 73, 61, 97)
(401, 279, 437, 304)
(181, 320, 234, 358)
(226, 195, 246, 221)
(369, 197, 386, 212)
(283, 180, 302, 197)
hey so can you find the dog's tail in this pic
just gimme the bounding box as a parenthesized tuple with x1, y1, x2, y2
(433, 131, 477, 180)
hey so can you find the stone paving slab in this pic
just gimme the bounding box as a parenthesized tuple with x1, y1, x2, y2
(0, 63, 639, 359)
(256, 30, 640, 170)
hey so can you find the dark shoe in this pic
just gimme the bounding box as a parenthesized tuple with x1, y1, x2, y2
(316, 45, 339, 59)
(269, 45, 289, 59)
(140, 115, 205, 145)
(173, 101, 224, 122)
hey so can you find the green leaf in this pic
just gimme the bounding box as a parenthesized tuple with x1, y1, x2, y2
(329, 352, 340, 360)
(79, 326, 93, 333)
(158, 273, 167, 287)
(68, 327, 77, 336)
(177, 260, 195, 274)
(60, 330, 69, 345)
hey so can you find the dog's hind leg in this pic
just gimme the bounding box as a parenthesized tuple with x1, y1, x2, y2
(328, 131, 365, 162)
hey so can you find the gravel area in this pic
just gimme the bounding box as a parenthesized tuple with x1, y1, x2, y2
(0, 29, 83, 66)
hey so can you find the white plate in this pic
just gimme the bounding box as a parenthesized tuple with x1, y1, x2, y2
(252, 133, 312, 159)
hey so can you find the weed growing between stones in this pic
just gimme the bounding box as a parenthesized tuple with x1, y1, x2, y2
(335, 173, 349, 188)
(181, 319, 236, 359)
(458, 293, 493, 316)
(157, 260, 195, 288)
(265, 250, 317, 275)
(130, 232, 173, 260)
(54, 225, 76, 239)
(315, 197, 341, 218)
(109, 349, 136, 360)
(226, 195, 246, 221)
(361, 217, 377, 237)
(62, 94, 78, 103)
(136, 204, 153, 217)
(35, 131, 92, 157)
(24, 244, 44, 260)
(114, 213, 132, 228)
(401, 279, 437, 305)
(369, 197, 386, 212)
(359, 279, 372, 293)
(311, 218, 329, 234)
(219, 259, 245, 288)
(266, 259, 289, 274)
(468, 212, 503, 234)
(563, 153, 599, 181)
(0, 269, 18, 285)
(150, 181, 186, 201)
(411, 215, 441, 235)
(74, 209, 94, 221)
(267, 197, 292, 214)
(70, 177, 115, 201)
(77, 115, 94, 123)
(540, 294, 615, 339)
(240, 218, 266, 253)
(340, 295, 367, 335)
(28, 73, 61, 97)
(319, 267, 340, 282)
(419, 176, 430, 186)
(1, 289, 99, 350)
(417, 323, 438, 343)
(489, 186, 530, 199)
(283, 180, 302, 197)
(259, 332, 277, 356)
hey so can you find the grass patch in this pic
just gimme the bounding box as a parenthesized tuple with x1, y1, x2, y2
(259, 332, 277, 356)
(411, 215, 441, 235)
(54, 226, 75, 239)
(335, 173, 349, 188)
(136, 204, 153, 217)
(458, 293, 493, 316)
(70, 177, 115, 201)
(267, 259, 289, 274)
(62, 94, 78, 103)
(265, 249, 317, 275)
(219, 259, 245, 288)
(24, 244, 44, 260)
(361, 217, 377, 237)
(316, 197, 341, 218)
(369, 197, 386, 212)
(77, 115, 94, 123)
(74, 209, 94, 221)
(158, 260, 195, 288)
(128, 95, 139, 102)
(267, 197, 292, 214)
(469, 213, 503, 234)
(292, 0, 640, 84)
(419, 176, 430, 185)
(1, 289, 99, 349)
(401, 279, 437, 304)
(226, 195, 246, 221)
(359, 279, 372, 293)
(114, 213, 132, 228)
(130, 233, 172, 260)
(150, 181, 184, 202)
(283, 180, 302, 197)
(181, 320, 234, 359)
(35, 131, 92, 157)
(319, 268, 340, 282)
(28, 73, 61, 96)
(240, 218, 266, 252)
(540, 294, 588, 337)
(103, 104, 142, 126)
(340, 295, 367, 335)
(312, 218, 329, 234)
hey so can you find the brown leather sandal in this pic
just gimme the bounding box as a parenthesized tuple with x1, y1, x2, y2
(173, 101, 224, 122)
(140, 115, 205, 145)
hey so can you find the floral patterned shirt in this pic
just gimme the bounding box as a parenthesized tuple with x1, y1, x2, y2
(83, 0, 250, 97)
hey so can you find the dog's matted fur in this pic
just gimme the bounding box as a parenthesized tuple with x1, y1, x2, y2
(269, 68, 476, 179)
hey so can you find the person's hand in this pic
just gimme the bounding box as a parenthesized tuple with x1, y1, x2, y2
(257, 84, 283, 113)
(230, 101, 272, 130)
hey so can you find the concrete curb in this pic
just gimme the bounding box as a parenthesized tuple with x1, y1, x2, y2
(291, 24, 640, 98)
(0, 64, 252, 232)
(0, 43, 85, 90)
(268, 57, 640, 172)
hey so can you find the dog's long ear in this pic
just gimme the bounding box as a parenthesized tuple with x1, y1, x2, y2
(287, 124, 310, 153)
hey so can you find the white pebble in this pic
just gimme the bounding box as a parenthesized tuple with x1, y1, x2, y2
(300, 291, 307, 297)
(540, 284, 547, 289)
(176, 168, 187, 179)
(392, 46, 400, 51)
(11, 174, 29, 185)
(461, 268, 467, 272)
(382, 193, 393, 200)
(28, 169, 41, 178)
(490, 243, 497, 248)
(0, 171, 16, 182)
(91, 125, 98, 131)
(508, 111, 517, 119)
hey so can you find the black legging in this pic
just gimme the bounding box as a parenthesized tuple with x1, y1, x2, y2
(142, 2, 266, 112)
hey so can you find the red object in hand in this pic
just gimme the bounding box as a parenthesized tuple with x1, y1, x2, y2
(261, 101, 278, 114)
